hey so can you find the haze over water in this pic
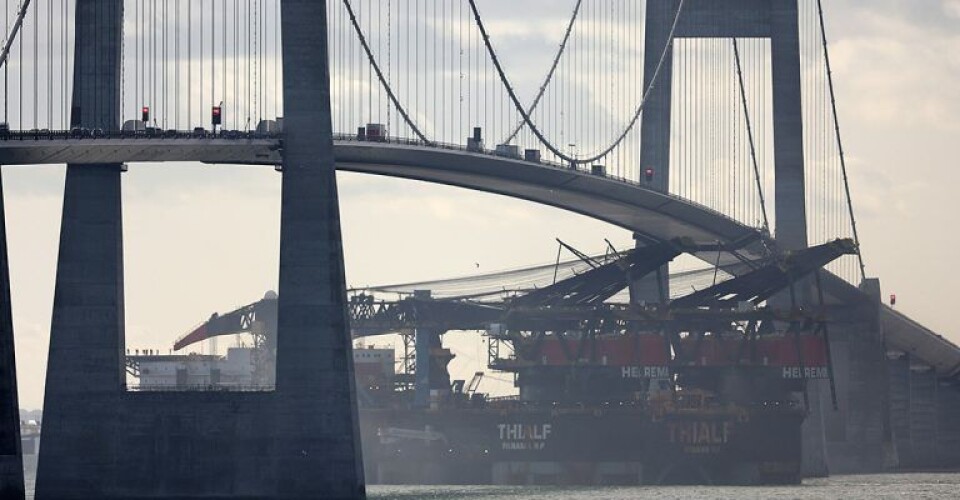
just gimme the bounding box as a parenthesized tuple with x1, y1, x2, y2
(21, 456, 960, 500)
(370, 475, 960, 499)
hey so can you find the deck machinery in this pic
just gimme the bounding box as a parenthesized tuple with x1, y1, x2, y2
(159, 238, 856, 486)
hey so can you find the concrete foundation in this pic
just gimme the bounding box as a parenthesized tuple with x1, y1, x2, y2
(36, 1, 364, 498)
(886, 352, 960, 470)
(0, 171, 25, 499)
(935, 380, 960, 466)
(820, 282, 890, 474)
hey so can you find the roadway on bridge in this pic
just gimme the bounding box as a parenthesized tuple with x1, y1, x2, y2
(0, 135, 762, 254)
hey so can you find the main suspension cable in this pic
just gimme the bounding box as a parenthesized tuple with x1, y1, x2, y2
(341, 0, 431, 144)
(467, 0, 685, 166)
(732, 38, 770, 233)
(0, 0, 30, 70)
(815, 0, 865, 281)
(500, 0, 583, 145)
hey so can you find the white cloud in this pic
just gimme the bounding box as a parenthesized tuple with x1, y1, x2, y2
(829, 11, 960, 132)
(945, 0, 960, 19)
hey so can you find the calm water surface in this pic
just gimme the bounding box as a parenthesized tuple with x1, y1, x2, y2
(22, 456, 960, 499)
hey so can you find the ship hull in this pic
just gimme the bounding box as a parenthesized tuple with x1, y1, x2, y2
(359, 405, 803, 486)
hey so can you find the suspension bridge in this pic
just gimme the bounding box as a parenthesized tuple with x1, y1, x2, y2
(0, 0, 956, 498)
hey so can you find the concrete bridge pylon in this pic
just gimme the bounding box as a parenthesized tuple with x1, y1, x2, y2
(0, 170, 25, 499)
(34, 1, 364, 498)
(636, 0, 893, 477)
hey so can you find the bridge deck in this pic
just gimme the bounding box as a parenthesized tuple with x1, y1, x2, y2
(0, 134, 282, 165)
(0, 135, 760, 250)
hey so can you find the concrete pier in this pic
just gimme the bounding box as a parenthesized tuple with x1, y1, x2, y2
(274, 0, 366, 496)
(633, 0, 678, 304)
(34, 164, 127, 498)
(0, 171, 25, 499)
(36, 1, 365, 498)
(820, 280, 891, 474)
(35, 1, 127, 497)
(886, 352, 960, 470)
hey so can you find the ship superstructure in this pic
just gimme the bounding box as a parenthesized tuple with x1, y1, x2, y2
(125, 238, 855, 485)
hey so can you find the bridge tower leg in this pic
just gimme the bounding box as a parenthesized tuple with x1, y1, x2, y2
(637, 0, 676, 197)
(633, 0, 678, 305)
(0, 172, 25, 499)
(275, 0, 366, 496)
(769, 0, 808, 250)
(766, 0, 836, 479)
(38, 1, 366, 498)
(817, 278, 893, 474)
(637, 0, 842, 477)
(35, 0, 127, 498)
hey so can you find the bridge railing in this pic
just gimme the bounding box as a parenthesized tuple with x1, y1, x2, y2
(126, 384, 275, 393)
(0, 128, 282, 141)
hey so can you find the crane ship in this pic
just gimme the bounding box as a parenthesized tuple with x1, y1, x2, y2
(126, 238, 856, 485)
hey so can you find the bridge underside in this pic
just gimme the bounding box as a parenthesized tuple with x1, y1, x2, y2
(0, 137, 763, 252)
(0, 173, 24, 499)
(0, 137, 283, 165)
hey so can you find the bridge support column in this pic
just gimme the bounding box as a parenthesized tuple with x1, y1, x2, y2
(906, 361, 939, 468)
(886, 350, 909, 468)
(935, 379, 960, 467)
(818, 279, 892, 474)
(800, 381, 830, 477)
(36, 1, 127, 497)
(768, 0, 831, 477)
(276, 0, 365, 496)
(638, 0, 676, 193)
(35, 165, 126, 499)
(634, 0, 678, 305)
(770, 0, 808, 250)
(0, 172, 25, 499)
(39, 1, 365, 498)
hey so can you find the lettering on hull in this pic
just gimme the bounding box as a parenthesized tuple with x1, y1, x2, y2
(498, 423, 552, 451)
(668, 421, 733, 454)
(781, 366, 829, 379)
(621, 366, 671, 379)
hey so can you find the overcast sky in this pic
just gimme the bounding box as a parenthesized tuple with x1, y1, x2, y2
(5, 0, 960, 409)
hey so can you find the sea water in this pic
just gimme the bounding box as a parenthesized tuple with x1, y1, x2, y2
(22, 455, 960, 499)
